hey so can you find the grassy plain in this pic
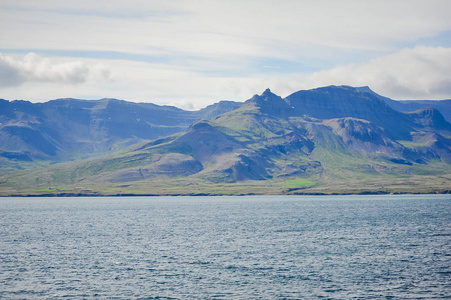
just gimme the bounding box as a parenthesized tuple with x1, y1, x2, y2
(1, 171, 450, 197)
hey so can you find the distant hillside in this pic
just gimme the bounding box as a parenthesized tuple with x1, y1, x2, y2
(2, 85, 449, 196)
(0, 98, 241, 169)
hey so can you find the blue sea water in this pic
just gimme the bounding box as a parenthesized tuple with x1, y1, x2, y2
(0, 195, 450, 299)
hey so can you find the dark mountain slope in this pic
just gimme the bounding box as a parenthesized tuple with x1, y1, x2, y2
(285, 86, 414, 139)
(398, 100, 451, 123)
(407, 107, 451, 131)
(356, 86, 451, 122)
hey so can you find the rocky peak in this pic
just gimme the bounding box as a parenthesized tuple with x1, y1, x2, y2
(245, 88, 290, 116)
(261, 88, 275, 97)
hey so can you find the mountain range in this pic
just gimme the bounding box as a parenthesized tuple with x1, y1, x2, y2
(0, 98, 240, 166)
(1, 86, 450, 196)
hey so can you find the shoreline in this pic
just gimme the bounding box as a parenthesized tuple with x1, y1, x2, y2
(2, 190, 450, 197)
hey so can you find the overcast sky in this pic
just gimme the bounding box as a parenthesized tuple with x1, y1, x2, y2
(1, 0, 450, 109)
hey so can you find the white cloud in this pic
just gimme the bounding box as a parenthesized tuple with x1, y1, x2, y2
(269, 47, 451, 100)
(0, 52, 112, 87)
(0, 55, 22, 87)
(0, 53, 264, 107)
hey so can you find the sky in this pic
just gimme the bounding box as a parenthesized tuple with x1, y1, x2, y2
(0, 0, 451, 109)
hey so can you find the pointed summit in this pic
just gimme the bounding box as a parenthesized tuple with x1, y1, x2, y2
(248, 88, 281, 102)
(261, 88, 273, 96)
(259, 88, 283, 102)
(244, 88, 290, 116)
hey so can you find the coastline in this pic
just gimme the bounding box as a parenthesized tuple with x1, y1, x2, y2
(2, 190, 450, 197)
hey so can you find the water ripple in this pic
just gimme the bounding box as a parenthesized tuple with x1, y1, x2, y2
(0, 195, 450, 299)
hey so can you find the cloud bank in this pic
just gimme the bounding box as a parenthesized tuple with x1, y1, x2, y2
(0, 53, 112, 88)
(1, 46, 450, 107)
(0, 1, 450, 106)
(274, 46, 451, 100)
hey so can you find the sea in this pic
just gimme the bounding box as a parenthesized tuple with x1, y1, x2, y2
(0, 195, 450, 299)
